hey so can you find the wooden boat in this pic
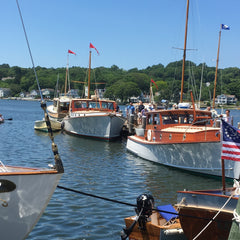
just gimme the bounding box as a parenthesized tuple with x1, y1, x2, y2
(176, 187, 237, 240)
(176, 119, 240, 239)
(63, 97, 125, 140)
(34, 118, 62, 132)
(124, 211, 185, 240)
(63, 44, 126, 140)
(126, 106, 240, 178)
(122, 194, 186, 240)
(126, 0, 240, 179)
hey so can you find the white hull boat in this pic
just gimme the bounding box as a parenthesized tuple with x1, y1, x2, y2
(126, 108, 240, 179)
(63, 98, 125, 140)
(0, 165, 63, 240)
(34, 119, 62, 132)
(127, 135, 240, 179)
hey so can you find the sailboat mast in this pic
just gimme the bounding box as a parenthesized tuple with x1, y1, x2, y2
(88, 50, 92, 99)
(180, 0, 190, 103)
(64, 53, 69, 96)
(212, 26, 222, 109)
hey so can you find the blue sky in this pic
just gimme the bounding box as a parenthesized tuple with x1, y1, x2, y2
(1, 0, 240, 70)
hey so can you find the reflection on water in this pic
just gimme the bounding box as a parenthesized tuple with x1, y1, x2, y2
(0, 100, 238, 239)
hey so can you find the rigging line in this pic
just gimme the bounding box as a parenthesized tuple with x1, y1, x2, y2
(16, 0, 43, 102)
(57, 185, 232, 224)
(16, 0, 64, 173)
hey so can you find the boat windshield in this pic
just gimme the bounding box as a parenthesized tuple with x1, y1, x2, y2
(162, 114, 193, 125)
(89, 101, 100, 109)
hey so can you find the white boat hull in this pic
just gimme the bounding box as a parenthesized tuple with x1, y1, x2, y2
(0, 169, 62, 240)
(34, 119, 62, 132)
(127, 136, 240, 179)
(63, 113, 125, 140)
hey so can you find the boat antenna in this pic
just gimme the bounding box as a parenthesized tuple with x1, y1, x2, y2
(16, 0, 64, 173)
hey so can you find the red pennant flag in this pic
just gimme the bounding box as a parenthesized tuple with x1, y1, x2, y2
(68, 49, 76, 55)
(89, 43, 99, 55)
(151, 79, 158, 90)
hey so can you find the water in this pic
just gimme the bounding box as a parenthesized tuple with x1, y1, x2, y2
(0, 99, 239, 239)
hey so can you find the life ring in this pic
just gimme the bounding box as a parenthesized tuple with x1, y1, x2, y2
(147, 130, 152, 141)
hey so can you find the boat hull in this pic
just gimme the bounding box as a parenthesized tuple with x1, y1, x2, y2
(34, 119, 62, 132)
(63, 113, 125, 140)
(177, 189, 238, 240)
(0, 168, 62, 240)
(126, 136, 240, 179)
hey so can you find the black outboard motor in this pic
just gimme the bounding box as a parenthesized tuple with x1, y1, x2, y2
(121, 193, 154, 240)
(135, 193, 154, 230)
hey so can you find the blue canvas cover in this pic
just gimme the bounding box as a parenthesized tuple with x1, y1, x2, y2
(157, 204, 178, 222)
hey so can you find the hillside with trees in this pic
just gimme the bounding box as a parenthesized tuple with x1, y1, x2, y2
(0, 61, 240, 105)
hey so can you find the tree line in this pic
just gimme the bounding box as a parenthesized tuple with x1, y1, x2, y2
(0, 61, 240, 104)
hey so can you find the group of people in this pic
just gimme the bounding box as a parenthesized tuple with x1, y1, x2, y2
(127, 101, 155, 125)
(206, 106, 233, 125)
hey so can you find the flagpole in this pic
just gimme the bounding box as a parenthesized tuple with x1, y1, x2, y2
(221, 158, 226, 193)
(88, 49, 92, 99)
(212, 25, 222, 109)
(64, 52, 69, 96)
(180, 0, 189, 103)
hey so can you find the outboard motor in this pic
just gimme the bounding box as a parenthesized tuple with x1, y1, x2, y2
(121, 193, 154, 240)
(135, 193, 154, 230)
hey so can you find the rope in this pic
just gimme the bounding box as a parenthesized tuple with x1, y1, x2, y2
(16, 0, 64, 173)
(232, 209, 240, 229)
(57, 185, 232, 224)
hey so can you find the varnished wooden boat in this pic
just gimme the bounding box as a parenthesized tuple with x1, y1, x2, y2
(124, 209, 186, 240)
(177, 187, 237, 240)
(126, 107, 240, 178)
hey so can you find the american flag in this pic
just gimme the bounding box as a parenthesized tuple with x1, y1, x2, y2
(221, 120, 240, 161)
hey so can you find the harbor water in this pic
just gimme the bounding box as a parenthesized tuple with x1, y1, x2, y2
(0, 99, 239, 239)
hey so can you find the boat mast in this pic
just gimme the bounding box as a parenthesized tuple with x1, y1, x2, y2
(180, 0, 190, 103)
(64, 53, 69, 96)
(212, 25, 222, 109)
(88, 49, 92, 99)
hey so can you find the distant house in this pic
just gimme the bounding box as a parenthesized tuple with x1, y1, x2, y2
(215, 94, 237, 105)
(1, 77, 15, 81)
(0, 88, 11, 97)
(42, 88, 54, 98)
(26, 90, 39, 98)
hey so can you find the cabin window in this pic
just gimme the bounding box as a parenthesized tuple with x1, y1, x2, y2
(89, 102, 100, 109)
(148, 114, 153, 125)
(74, 101, 82, 109)
(53, 100, 57, 107)
(81, 102, 87, 108)
(162, 115, 178, 125)
(101, 102, 108, 109)
(153, 114, 160, 125)
(108, 103, 114, 110)
(60, 102, 69, 111)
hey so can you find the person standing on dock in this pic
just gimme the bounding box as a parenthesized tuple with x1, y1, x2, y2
(127, 102, 135, 116)
(137, 101, 144, 125)
(223, 109, 233, 125)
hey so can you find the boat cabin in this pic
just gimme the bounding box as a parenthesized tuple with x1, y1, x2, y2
(70, 99, 118, 112)
(146, 109, 214, 128)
